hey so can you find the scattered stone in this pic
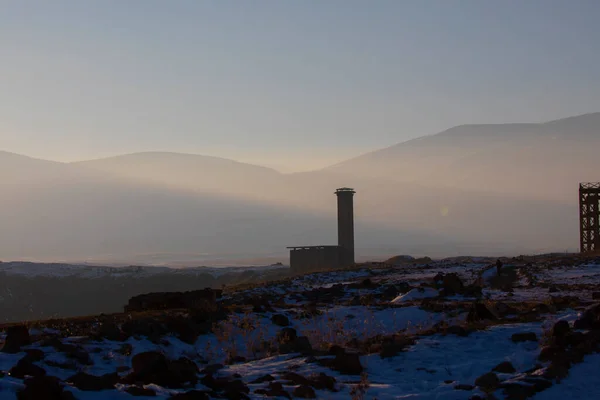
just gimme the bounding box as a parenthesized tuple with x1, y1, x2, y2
(201, 364, 224, 374)
(574, 303, 600, 330)
(23, 349, 45, 363)
(255, 382, 291, 399)
(9, 359, 47, 379)
(271, 314, 290, 327)
(2, 325, 31, 353)
(511, 332, 538, 343)
(293, 385, 316, 398)
(310, 373, 337, 391)
(474, 372, 500, 390)
(168, 390, 211, 400)
(277, 328, 297, 344)
(250, 374, 275, 384)
(126, 386, 157, 397)
(66, 372, 119, 391)
(455, 384, 474, 391)
(441, 273, 464, 295)
(16, 376, 63, 400)
(552, 320, 571, 339)
(493, 361, 516, 374)
(467, 302, 497, 322)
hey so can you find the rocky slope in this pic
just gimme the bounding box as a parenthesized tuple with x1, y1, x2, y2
(1, 253, 600, 399)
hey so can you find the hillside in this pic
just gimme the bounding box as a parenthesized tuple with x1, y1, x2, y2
(325, 112, 600, 204)
(2, 253, 600, 398)
(75, 152, 282, 201)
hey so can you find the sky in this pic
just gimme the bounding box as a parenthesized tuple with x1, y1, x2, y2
(1, 0, 599, 172)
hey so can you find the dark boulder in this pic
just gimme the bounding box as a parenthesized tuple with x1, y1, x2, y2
(467, 302, 497, 322)
(331, 352, 363, 375)
(441, 273, 464, 296)
(493, 361, 516, 374)
(9, 359, 47, 379)
(169, 391, 211, 400)
(2, 325, 31, 354)
(126, 386, 157, 396)
(66, 372, 119, 391)
(574, 303, 600, 330)
(271, 314, 290, 327)
(293, 385, 316, 399)
(511, 332, 538, 343)
(277, 328, 297, 344)
(16, 376, 63, 400)
(474, 372, 500, 390)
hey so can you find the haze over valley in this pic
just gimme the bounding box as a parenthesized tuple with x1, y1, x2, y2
(1, 112, 598, 264)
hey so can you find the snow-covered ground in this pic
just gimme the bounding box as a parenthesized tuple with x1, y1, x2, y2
(1, 254, 599, 399)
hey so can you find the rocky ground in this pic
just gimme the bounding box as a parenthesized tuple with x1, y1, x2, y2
(2, 253, 600, 399)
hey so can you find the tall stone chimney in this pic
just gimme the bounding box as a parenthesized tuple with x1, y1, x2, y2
(335, 187, 355, 266)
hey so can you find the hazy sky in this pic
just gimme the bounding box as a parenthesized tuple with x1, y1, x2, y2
(1, 0, 599, 171)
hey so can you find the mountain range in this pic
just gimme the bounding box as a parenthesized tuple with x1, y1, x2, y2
(2, 112, 599, 264)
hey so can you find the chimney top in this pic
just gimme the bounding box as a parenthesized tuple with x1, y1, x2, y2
(335, 187, 355, 195)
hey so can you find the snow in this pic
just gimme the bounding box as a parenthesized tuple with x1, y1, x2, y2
(3, 256, 600, 398)
(533, 354, 600, 399)
(391, 287, 439, 304)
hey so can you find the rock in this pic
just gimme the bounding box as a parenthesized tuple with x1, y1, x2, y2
(446, 325, 469, 337)
(552, 320, 571, 342)
(474, 372, 500, 390)
(271, 314, 290, 327)
(293, 385, 316, 398)
(169, 391, 211, 400)
(126, 386, 157, 396)
(328, 345, 346, 356)
(310, 373, 337, 391)
(501, 382, 537, 399)
(277, 328, 297, 344)
(455, 384, 474, 391)
(593, 292, 600, 300)
(200, 363, 224, 375)
(463, 285, 483, 298)
(66, 372, 119, 391)
(467, 302, 497, 322)
(441, 273, 464, 295)
(538, 345, 563, 363)
(17, 376, 63, 400)
(549, 286, 559, 293)
(254, 382, 291, 399)
(379, 336, 416, 358)
(293, 336, 313, 355)
(511, 332, 538, 343)
(494, 302, 518, 316)
(574, 303, 600, 330)
(331, 352, 363, 375)
(250, 374, 275, 384)
(23, 349, 45, 363)
(9, 359, 47, 379)
(493, 361, 516, 374)
(281, 372, 311, 386)
(128, 352, 198, 388)
(2, 325, 31, 353)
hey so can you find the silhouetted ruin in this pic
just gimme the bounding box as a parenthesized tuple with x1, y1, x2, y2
(579, 182, 600, 253)
(288, 188, 356, 273)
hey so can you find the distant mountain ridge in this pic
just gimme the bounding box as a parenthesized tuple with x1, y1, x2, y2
(1, 111, 598, 261)
(324, 112, 600, 204)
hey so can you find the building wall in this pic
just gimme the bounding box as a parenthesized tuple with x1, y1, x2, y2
(290, 247, 341, 273)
